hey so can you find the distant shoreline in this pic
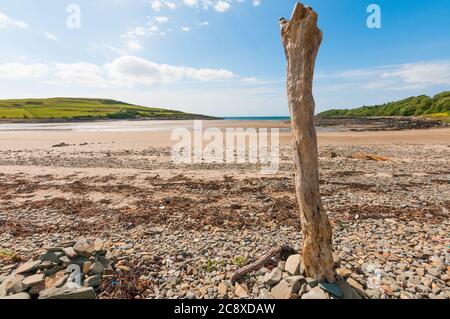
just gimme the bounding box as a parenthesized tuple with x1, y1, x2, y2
(0, 115, 222, 124)
(1, 115, 447, 132)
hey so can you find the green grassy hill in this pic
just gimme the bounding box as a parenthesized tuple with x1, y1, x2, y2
(0, 98, 218, 121)
(317, 91, 450, 118)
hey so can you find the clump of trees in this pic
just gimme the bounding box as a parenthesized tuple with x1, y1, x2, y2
(318, 91, 450, 118)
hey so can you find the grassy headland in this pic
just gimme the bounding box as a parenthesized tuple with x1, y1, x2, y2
(317, 91, 450, 120)
(0, 98, 219, 122)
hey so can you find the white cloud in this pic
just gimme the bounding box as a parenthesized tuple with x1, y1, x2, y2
(177, 0, 233, 12)
(150, 0, 163, 11)
(182, 0, 198, 7)
(318, 61, 450, 90)
(155, 16, 169, 23)
(252, 0, 261, 7)
(0, 63, 48, 79)
(44, 32, 58, 41)
(104, 55, 235, 85)
(0, 11, 28, 29)
(54, 62, 106, 86)
(181, 26, 190, 32)
(149, 0, 177, 11)
(1, 56, 235, 87)
(164, 1, 177, 10)
(126, 39, 144, 51)
(214, 1, 231, 13)
(121, 26, 149, 38)
(381, 62, 450, 86)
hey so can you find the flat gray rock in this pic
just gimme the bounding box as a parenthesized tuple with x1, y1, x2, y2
(263, 268, 282, 286)
(1, 292, 31, 299)
(285, 254, 301, 276)
(16, 260, 41, 274)
(270, 279, 301, 299)
(38, 287, 96, 299)
(22, 274, 45, 289)
(301, 286, 329, 299)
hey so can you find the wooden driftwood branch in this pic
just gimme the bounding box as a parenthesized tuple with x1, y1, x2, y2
(231, 245, 294, 283)
(280, 2, 335, 283)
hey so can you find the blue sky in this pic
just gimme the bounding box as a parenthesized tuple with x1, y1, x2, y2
(0, 0, 449, 116)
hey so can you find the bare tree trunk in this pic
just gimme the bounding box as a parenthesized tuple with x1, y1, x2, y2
(280, 2, 335, 283)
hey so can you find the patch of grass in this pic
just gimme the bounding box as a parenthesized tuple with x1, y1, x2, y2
(0, 97, 217, 120)
(0, 249, 22, 262)
(231, 256, 248, 267)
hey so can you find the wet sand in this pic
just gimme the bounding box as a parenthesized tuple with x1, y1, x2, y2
(0, 120, 448, 151)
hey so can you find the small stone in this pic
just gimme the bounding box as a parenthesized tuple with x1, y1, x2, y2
(185, 291, 196, 299)
(89, 262, 104, 275)
(63, 247, 78, 258)
(415, 267, 425, 276)
(217, 282, 228, 296)
(365, 289, 380, 299)
(270, 279, 301, 299)
(82, 261, 92, 274)
(263, 268, 282, 286)
(301, 286, 329, 299)
(74, 237, 96, 257)
(336, 268, 352, 279)
(278, 261, 286, 271)
(319, 282, 343, 298)
(400, 291, 416, 299)
(235, 283, 248, 298)
(1, 265, 16, 272)
(407, 277, 421, 287)
(29, 281, 46, 295)
(336, 279, 362, 299)
(94, 238, 104, 251)
(346, 278, 366, 298)
(285, 254, 301, 276)
(115, 265, 130, 272)
(45, 270, 67, 289)
(427, 268, 440, 277)
(39, 252, 60, 263)
(84, 275, 101, 287)
(22, 274, 45, 289)
(284, 275, 306, 287)
(259, 288, 274, 299)
(1, 274, 25, 295)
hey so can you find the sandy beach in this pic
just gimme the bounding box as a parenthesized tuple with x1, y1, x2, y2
(0, 120, 449, 150)
(0, 120, 449, 299)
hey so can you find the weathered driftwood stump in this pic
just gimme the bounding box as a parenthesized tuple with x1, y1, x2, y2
(280, 3, 335, 283)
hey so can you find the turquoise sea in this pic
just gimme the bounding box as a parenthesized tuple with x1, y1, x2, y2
(224, 117, 290, 121)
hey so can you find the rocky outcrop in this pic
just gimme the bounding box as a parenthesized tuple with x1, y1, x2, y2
(0, 237, 116, 299)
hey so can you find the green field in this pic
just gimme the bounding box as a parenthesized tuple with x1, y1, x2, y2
(317, 91, 450, 119)
(0, 98, 217, 121)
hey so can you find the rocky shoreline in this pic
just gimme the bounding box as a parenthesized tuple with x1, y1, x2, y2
(316, 116, 448, 131)
(0, 142, 449, 299)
